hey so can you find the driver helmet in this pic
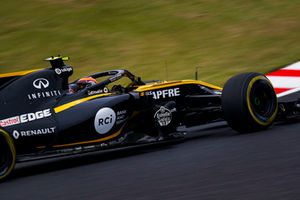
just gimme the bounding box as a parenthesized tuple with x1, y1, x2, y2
(77, 77, 97, 90)
(69, 77, 97, 93)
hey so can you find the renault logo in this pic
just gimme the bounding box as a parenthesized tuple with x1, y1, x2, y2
(13, 130, 20, 139)
(33, 78, 49, 89)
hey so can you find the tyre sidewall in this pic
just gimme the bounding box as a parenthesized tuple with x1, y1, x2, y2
(222, 73, 278, 132)
(0, 129, 16, 180)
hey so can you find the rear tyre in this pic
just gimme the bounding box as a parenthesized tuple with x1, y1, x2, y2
(222, 72, 278, 133)
(0, 129, 16, 181)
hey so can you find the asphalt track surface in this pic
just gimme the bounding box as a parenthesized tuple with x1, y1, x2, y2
(1, 106, 300, 199)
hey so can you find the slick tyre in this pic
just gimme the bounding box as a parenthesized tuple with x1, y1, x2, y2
(222, 73, 278, 133)
(0, 129, 16, 181)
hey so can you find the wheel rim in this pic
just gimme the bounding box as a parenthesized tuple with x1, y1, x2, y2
(249, 79, 277, 123)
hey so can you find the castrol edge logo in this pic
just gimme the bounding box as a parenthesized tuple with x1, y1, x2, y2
(0, 109, 52, 127)
(94, 107, 116, 134)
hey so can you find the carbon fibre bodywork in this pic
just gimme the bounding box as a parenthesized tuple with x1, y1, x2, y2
(0, 58, 223, 162)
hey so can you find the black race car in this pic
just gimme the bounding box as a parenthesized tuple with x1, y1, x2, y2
(0, 56, 297, 180)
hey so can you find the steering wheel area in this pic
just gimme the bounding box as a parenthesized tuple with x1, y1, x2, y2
(79, 70, 144, 94)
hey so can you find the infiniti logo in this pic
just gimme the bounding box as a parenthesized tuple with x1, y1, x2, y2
(33, 78, 49, 89)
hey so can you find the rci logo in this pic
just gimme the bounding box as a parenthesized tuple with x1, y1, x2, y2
(33, 78, 49, 89)
(94, 107, 116, 134)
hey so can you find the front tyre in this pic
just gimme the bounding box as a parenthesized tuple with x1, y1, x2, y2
(0, 129, 16, 181)
(222, 73, 278, 133)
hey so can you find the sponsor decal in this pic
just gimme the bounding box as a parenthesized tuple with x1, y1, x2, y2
(28, 90, 61, 100)
(213, 90, 222, 95)
(94, 107, 116, 134)
(100, 136, 126, 147)
(109, 73, 122, 82)
(0, 109, 52, 127)
(12, 127, 56, 139)
(116, 110, 127, 124)
(146, 88, 180, 99)
(87, 87, 109, 96)
(33, 78, 49, 89)
(0, 116, 19, 127)
(30, 77, 61, 100)
(117, 110, 127, 116)
(154, 106, 173, 126)
(55, 67, 73, 75)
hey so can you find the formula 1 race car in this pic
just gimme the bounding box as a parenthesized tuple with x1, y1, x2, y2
(0, 56, 299, 180)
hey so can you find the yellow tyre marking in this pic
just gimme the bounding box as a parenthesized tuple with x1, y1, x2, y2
(246, 76, 278, 126)
(0, 129, 16, 180)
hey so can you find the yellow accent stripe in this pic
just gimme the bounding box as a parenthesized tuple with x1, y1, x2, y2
(42, 112, 138, 149)
(52, 125, 125, 148)
(135, 80, 222, 92)
(54, 93, 112, 113)
(0, 69, 41, 78)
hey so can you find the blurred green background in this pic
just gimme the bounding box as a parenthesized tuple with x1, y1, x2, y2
(0, 0, 300, 85)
